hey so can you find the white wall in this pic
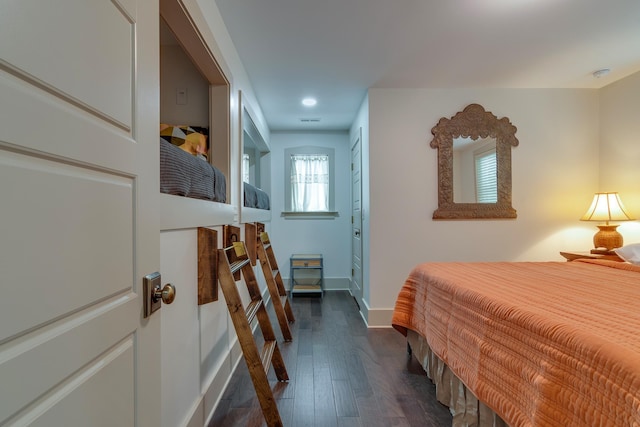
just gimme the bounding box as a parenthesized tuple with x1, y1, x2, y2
(269, 131, 352, 290)
(160, 45, 210, 127)
(365, 88, 603, 325)
(161, 230, 220, 427)
(599, 71, 640, 244)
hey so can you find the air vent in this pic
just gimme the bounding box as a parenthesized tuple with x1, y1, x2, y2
(299, 118, 321, 123)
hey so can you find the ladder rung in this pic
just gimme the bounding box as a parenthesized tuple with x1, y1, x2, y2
(263, 243, 271, 251)
(229, 258, 251, 275)
(245, 299, 263, 325)
(261, 340, 277, 375)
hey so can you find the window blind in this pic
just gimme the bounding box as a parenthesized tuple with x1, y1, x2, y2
(475, 149, 497, 203)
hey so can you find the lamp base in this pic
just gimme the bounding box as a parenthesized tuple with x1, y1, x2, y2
(592, 224, 623, 252)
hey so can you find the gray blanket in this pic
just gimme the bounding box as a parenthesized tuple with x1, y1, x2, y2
(160, 138, 226, 202)
(243, 182, 270, 210)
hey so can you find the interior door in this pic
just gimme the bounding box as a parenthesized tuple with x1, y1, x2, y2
(0, 1, 160, 426)
(350, 129, 363, 310)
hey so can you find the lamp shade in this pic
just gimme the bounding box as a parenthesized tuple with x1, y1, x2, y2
(580, 192, 635, 252)
(580, 192, 634, 223)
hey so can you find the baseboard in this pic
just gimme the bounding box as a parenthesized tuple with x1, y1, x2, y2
(285, 277, 350, 291)
(361, 299, 394, 328)
(324, 277, 350, 290)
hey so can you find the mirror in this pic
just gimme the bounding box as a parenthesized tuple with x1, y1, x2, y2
(453, 136, 496, 203)
(430, 103, 518, 219)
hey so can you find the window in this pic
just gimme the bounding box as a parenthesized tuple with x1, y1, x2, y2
(475, 148, 497, 203)
(284, 146, 335, 215)
(291, 154, 329, 211)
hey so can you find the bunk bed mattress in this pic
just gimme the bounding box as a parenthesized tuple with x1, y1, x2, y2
(391, 259, 640, 427)
(160, 138, 226, 202)
(243, 182, 270, 209)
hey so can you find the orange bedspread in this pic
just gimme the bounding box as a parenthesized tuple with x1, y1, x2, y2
(391, 260, 640, 427)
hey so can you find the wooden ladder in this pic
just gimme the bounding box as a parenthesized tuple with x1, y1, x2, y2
(257, 231, 295, 342)
(218, 241, 288, 427)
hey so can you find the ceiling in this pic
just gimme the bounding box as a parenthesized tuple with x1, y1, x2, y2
(214, 0, 640, 132)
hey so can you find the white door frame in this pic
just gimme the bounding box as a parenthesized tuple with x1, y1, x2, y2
(350, 127, 364, 312)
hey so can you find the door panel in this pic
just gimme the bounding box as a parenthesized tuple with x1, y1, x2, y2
(0, 151, 134, 340)
(9, 338, 135, 427)
(0, 297, 137, 421)
(0, 70, 136, 171)
(0, 0, 134, 127)
(0, 0, 159, 425)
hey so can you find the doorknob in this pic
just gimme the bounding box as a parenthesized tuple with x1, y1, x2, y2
(143, 272, 176, 318)
(154, 283, 176, 305)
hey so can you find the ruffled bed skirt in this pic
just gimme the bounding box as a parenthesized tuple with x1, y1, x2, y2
(407, 330, 508, 427)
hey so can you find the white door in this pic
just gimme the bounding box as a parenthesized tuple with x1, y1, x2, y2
(350, 129, 363, 310)
(0, 1, 161, 426)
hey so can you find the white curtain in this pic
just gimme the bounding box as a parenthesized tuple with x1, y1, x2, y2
(291, 154, 329, 211)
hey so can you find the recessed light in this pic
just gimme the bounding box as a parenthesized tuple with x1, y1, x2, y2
(592, 68, 611, 78)
(302, 97, 317, 107)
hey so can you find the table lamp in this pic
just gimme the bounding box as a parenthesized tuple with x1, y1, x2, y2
(580, 192, 635, 254)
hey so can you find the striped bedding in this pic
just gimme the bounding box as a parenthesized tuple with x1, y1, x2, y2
(159, 138, 226, 202)
(243, 182, 270, 210)
(391, 260, 640, 426)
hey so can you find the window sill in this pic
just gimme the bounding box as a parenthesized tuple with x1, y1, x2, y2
(281, 211, 339, 220)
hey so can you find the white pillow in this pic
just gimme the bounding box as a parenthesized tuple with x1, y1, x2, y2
(615, 243, 640, 265)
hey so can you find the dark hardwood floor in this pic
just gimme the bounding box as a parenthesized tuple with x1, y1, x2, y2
(209, 291, 452, 427)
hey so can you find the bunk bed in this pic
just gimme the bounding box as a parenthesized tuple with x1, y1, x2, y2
(243, 182, 270, 210)
(391, 256, 640, 427)
(159, 125, 226, 203)
(238, 91, 271, 223)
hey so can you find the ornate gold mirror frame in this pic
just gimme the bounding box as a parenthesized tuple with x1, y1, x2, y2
(430, 103, 518, 219)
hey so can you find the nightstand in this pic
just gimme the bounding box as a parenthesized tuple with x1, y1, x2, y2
(289, 254, 324, 296)
(559, 251, 623, 262)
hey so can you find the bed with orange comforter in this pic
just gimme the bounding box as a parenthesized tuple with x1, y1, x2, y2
(391, 259, 640, 427)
